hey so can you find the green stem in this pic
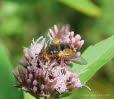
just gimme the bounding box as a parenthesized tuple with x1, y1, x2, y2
(49, 94, 57, 99)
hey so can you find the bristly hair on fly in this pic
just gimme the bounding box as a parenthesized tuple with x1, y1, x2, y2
(39, 38, 87, 65)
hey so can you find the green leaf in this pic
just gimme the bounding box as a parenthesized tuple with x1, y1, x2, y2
(58, 0, 100, 17)
(71, 36, 114, 84)
(0, 44, 23, 99)
(24, 92, 35, 99)
(58, 92, 72, 98)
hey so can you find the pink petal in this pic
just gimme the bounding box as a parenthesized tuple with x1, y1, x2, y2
(49, 29, 56, 38)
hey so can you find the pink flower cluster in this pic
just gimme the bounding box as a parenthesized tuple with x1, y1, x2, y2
(49, 25, 84, 56)
(13, 25, 84, 99)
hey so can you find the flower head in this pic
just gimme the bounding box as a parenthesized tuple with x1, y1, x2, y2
(13, 25, 86, 99)
(49, 25, 84, 56)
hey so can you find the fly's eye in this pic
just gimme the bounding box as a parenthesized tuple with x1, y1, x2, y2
(47, 45, 58, 53)
(60, 44, 71, 51)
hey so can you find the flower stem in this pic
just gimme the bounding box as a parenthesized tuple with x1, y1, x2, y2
(49, 94, 57, 99)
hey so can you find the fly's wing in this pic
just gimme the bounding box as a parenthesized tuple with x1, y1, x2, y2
(70, 54, 87, 65)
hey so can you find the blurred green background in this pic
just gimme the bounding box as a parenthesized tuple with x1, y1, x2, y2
(0, 0, 114, 99)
